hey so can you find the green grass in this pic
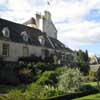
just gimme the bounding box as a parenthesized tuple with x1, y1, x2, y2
(74, 93, 100, 100)
(84, 82, 97, 87)
(73, 81, 99, 100)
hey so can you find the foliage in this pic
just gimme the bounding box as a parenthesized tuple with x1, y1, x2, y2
(40, 85, 64, 99)
(82, 71, 97, 82)
(75, 50, 89, 63)
(88, 70, 96, 81)
(0, 89, 34, 100)
(34, 62, 48, 73)
(96, 67, 100, 87)
(74, 50, 90, 75)
(78, 84, 99, 93)
(7, 90, 23, 100)
(34, 62, 57, 73)
(0, 96, 7, 100)
(56, 67, 67, 76)
(16, 62, 37, 84)
(58, 68, 83, 93)
(17, 68, 33, 84)
(0, 63, 20, 85)
(26, 83, 64, 99)
(26, 83, 43, 99)
(36, 71, 58, 85)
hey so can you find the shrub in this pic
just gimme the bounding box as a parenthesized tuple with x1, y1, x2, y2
(79, 84, 99, 93)
(0, 63, 20, 85)
(26, 83, 64, 99)
(58, 68, 83, 93)
(83, 71, 97, 82)
(40, 85, 64, 99)
(17, 68, 34, 84)
(26, 83, 43, 99)
(0, 96, 6, 100)
(3, 89, 34, 100)
(36, 71, 58, 85)
(88, 70, 96, 81)
(34, 62, 48, 72)
(34, 62, 59, 73)
(56, 67, 68, 76)
(7, 90, 23, 100)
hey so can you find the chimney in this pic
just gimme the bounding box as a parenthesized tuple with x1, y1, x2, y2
(36, 13, 43, 31)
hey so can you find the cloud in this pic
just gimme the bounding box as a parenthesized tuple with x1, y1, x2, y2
(0, 0, 100, 53)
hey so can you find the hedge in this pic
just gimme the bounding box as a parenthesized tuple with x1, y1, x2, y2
(44, 91, 99, 100)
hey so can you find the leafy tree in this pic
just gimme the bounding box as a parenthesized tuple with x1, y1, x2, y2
(96, 66, 100, 88)
(75, 50, 90, 75)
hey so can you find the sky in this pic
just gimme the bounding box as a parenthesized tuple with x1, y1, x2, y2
(0, 0, 100, 56)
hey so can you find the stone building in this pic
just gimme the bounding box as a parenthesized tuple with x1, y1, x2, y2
(0, 11, 73, 64)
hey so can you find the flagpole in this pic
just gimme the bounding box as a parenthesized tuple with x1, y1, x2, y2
(46, 0, 50, 11)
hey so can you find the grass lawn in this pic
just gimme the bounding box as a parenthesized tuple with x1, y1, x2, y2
(84, 81, 98, 87)
(74, 93, 100, 100)
(73, 81, 99, 100)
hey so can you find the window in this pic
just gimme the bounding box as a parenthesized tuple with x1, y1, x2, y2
(23, 47, 29, 57)
(21, 31, 28, 42)
(38, 35, 45, 46)
(2, 27, 10, 38)
(2, 44, 9, 56)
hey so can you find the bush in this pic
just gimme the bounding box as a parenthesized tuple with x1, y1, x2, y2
(40, 85, 64, 99)
(2, 89, 34, 100)
(0, 63, 20, 85)
(79, 84, 99, 93)
(0, 96, 6, 100)
(34, 62, 60, 73)
(83, 71, 97, 82)
(26, 83, 64, 99)
(58, 68, 83, 93)
(56, 67, 68, 76)
(26, 83, 43, 99)
(7, 90, 23, 100)
(17, 68, 34, 84)
(34, 62, 48, 72)
(36, 71, 58, 85)
(88, 70, 96, 81)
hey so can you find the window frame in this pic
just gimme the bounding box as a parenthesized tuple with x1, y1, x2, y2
(2, 44, 9, 56)
(2, 27, 10, 38)
(23, 46, 29, 57)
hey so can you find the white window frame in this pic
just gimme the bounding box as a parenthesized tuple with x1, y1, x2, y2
(21, 31, 28, 42)
(2, 44, 9, 56)
(2, 27, 10, 38)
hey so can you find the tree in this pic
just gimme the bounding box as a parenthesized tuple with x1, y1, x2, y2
(75, 50, 90, 75)
(85, 50, 89, 62)
(96, 66, 100, 88)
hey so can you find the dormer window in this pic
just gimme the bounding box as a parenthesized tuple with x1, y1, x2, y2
(55, 43, 58, 47)
(21, 31, 28, 42)
(38, 35, 45, 46)
(2, 27, 10, 38)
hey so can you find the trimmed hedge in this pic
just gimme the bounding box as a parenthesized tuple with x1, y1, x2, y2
(44, 91, 99, 100)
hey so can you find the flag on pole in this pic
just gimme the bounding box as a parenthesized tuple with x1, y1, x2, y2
(47, 0, 50, 5)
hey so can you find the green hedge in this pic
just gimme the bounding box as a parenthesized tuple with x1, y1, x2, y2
(44, 91, 99, 100)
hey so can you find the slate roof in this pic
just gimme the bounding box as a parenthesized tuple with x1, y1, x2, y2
(0, 18, 49, 47)
(0, 18, 72, 52)
(49, 37, 65, 50)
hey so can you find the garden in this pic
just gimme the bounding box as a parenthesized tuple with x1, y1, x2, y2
(0, 50, 100, 100)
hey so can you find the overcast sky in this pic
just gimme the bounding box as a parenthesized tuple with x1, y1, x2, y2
(0, 0, 100, 56)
